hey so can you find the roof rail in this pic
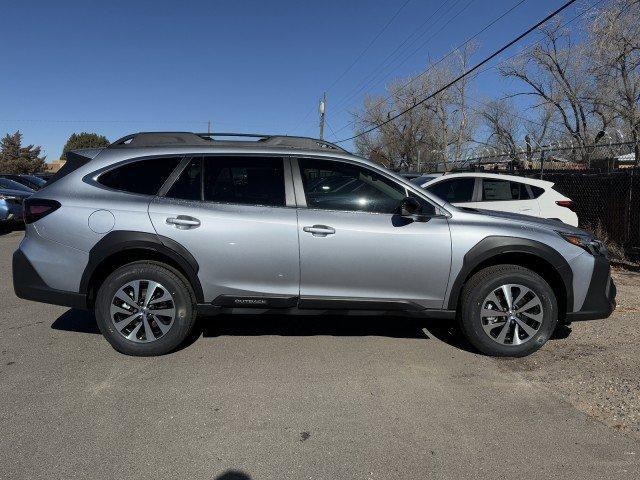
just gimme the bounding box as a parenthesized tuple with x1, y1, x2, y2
(109, 131, 349, 153)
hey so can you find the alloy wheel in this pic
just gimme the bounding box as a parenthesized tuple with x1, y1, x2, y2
(480, 284, 543, 346)
(110, 279, 176, 343)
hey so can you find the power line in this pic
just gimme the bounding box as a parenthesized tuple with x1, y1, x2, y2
(461, 0, 604, 79)
(331, 0, 469, 113)
(296, 0, 413, 127)
(333, 0, 604, 141)
(330, 0, 528, 137)
(325, 119, 338, 139)
(335, 0, 578, 144)
(0, 119, 208, 124)
(325, 0, 412, 93)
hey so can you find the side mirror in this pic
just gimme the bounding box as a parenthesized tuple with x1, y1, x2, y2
(396, 197, 429, 222)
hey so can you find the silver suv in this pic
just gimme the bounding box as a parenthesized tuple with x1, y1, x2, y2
(12, 132, 616, 357)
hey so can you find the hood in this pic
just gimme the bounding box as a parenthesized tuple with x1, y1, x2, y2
(455, 206, 587, 235)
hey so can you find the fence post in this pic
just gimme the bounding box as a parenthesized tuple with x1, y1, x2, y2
(628, 169, 634, 248)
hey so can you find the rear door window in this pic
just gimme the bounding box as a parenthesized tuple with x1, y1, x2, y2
(98, 156, 181, 195)
(203, 156, 285, 206)
(426, 178, 475, 203)
(166, 157, 202, 201)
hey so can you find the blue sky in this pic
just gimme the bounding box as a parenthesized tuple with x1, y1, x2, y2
(0, 0, 585, 160)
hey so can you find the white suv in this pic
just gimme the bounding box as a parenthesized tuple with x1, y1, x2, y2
(415, 172, 578, 226)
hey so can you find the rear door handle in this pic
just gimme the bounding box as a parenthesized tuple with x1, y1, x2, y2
(166, 215, 201, 229)
(303, 225, 335, 236)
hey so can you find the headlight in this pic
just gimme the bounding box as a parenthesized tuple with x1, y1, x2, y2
(556, 231, 607, 256)
(0, 194, 17, 201)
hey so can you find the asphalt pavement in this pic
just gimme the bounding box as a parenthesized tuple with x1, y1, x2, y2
(1, 230, 638, 479)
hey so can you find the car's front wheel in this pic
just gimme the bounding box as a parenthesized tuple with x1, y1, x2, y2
(459, 264, 558, 357)
(95, 261, 197, 356)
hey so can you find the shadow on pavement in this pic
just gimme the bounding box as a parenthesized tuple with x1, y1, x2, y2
(0, 223, 24, 236)
(51, 309, 100, 334)
(201, 313, 435, 339)
(49, 308, 572, 355)
(215, 471, 251, 480)
(50, 308, 445, 341)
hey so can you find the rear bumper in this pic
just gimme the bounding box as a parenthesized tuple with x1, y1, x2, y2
(566, 255, 616, 321)
(12, 249, 87, 309)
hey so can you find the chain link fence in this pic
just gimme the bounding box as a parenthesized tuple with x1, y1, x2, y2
(525, 169, 640, 257)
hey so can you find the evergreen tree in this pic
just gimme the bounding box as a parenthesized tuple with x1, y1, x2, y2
(0, 131, 47, 173)
(61, 132, 109, 160)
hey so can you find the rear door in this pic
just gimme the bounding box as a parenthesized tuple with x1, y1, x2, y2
(148, 155, 300, 305)
(474, 178, 541, 216)
(424, 177, 477, 207)
(293, 157, 452, 309)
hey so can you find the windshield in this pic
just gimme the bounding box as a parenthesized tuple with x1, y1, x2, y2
(410, 175, 439, 186)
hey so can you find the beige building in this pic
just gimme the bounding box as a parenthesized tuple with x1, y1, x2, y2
(45, 159, 66, 173)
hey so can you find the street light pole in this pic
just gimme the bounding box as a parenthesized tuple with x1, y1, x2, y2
(319, 92, 326, 140)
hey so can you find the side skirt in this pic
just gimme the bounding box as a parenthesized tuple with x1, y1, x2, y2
(201, 295, 455, 319)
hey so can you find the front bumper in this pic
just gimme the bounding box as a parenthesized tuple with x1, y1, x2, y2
(566, 255, 616, 321)
(13, 249, 88, 309)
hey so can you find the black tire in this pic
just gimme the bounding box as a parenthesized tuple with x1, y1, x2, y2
(95, 261, 197, 356)
(458, 264, 558, 357)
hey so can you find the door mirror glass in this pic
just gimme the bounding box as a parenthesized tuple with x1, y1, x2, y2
(398, 196, 422, 216)
(396, 196, 430, 222)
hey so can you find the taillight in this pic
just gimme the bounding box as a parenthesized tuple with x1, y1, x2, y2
(23, 199, 61, 224)
(555, 200, 575, 212)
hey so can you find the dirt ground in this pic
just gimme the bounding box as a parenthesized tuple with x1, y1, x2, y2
(498, 268, 640, 439)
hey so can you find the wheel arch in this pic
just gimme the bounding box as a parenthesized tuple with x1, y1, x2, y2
(80, 231, 204, 307)
(447, 236, 573, 317)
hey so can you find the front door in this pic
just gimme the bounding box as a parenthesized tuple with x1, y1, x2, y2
(148, 155, 300, 304)
(294, 157, 452, 309)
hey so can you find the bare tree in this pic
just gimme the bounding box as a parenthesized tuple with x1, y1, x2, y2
(480, 99, 521, 162)
(501, 20, 612, 165)
(589, 0, 640, 163)
(353, 47, 477, 171)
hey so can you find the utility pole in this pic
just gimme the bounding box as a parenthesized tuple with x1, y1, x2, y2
(207, 121, 211, 134)
(319, 92, 326, 140)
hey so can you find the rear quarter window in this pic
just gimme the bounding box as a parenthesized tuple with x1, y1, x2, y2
(530, 185, 545, 198)
(98, 156, 181, 195)
(481, 179, 531, 201)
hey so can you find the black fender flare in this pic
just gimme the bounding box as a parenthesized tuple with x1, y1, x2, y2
(79, 231, 204, 303)
(447, 236, 573, 312)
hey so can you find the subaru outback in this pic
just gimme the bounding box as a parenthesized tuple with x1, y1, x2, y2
(12, 132, 616, 357)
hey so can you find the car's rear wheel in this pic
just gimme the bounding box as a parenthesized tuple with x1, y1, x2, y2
(459, 264, 558, 357)
(95, 261, 197, 356)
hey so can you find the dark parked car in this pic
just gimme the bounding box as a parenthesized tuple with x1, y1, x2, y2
(0, 174, 47, 191)
(0, 178, 34, 227)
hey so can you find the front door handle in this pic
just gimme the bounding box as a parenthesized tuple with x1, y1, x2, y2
(166, 215, 201, 229)
(303, 224, 335, 237)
